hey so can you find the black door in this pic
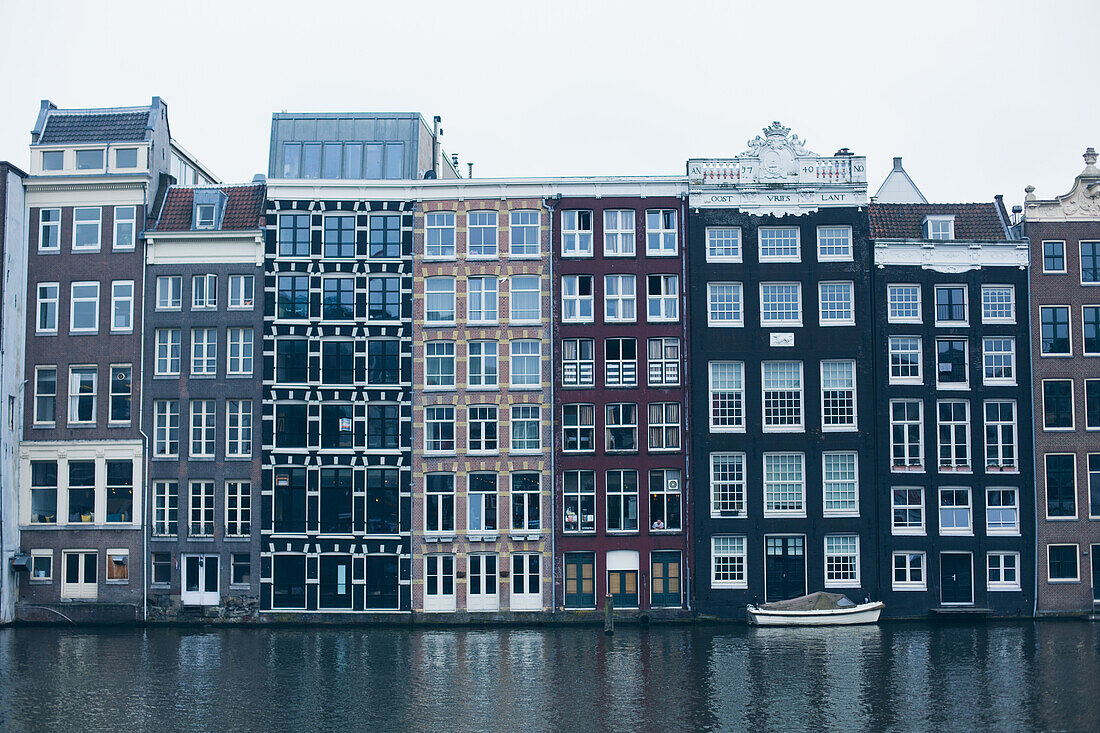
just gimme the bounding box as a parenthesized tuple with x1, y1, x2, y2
(940, 552, 973, 605)
(765, 536, 806, 602)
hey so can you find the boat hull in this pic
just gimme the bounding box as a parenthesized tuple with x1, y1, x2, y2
(747, 601, 884, 626)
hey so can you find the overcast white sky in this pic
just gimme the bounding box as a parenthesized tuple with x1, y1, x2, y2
(1, 0, 1097, 207)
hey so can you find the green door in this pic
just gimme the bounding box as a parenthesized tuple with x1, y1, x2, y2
(608, 570, 638, 608)
(564, 552, 595, 609)
(651, 551, 681, 608)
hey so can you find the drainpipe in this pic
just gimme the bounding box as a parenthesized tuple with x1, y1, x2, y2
(1023, 230, 1039, 618)
(139, 182, 149, 623)
(542, 193, 558, 613)
(679, 193, 691, 613)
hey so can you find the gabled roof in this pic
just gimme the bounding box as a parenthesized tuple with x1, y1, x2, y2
(38, 109, 153, 144)
(874, 157, 927, 204)
(152, 183, 266, 232)
(869, 202, 1009, 240)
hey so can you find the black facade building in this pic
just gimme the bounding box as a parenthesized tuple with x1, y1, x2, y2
(688, 124, 877, 617)
(870, 201, 1034, 617)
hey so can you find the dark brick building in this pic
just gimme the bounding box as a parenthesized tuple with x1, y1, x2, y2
(1022, 148, 1100, 614)
(144, 182, 265, 618)
(551, 179, 690, 616)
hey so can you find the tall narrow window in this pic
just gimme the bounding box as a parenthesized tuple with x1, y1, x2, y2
(467, 211, 498, 257)
(710, 453, 745, 516)
(425, 474, 455, 534)
(155, 329, 181, 376)
(425, 406, 456, 453)
(190, 400, 216, 458)
(68, 367, 97, 425)
(510, 404, 540, 452)
(605, 338, 637, 387)
(468, 340, 498, 388)
(822, 452, 858, 516)
(563, 471, 595, 532)
(604, 274, 636, 322)
(153, 481, 178, 535)
(647, 338, 680, 386)
(605, 403, 638, 453)
(606, 470, 639, 532)
(561, 339, 594, 387)
(562, 275, 593, 323)
(227, 328, 253, 375)
(425, 341, 456, 388)
(226, 481, 251, 537)
(646, 275, 679, 322)
(821, 360, 856, 430)
(279, 213, 311, 256)
(467, 405, 499, 454)
(984, 401, 1017, 471)
(323, 215, 355, 258)
(604, 209, 635, 256)
(890, 399, 923, 470)
(189, 481, 215, 536)
(510, 473, 540, 532)
(192, 274, 217, 309)
(509, 275, 541, 323)
(467, 276, 498, 324)
(709, 361, 744, 431)
(425, 277, 456, 323)
(982, 337, 1015, 384)
(34, 366, 57, 425)
(324, 276, 356, 320)
(227, 400, 252, 458)
(191, 328, 217, 376)
(36, 283, 58, 333)
(73, 207, 101, 250)
(763, 453, 805, 515)
(762, 361, 803, 431)
(647, 402, 680, 451)
(109, 365, 131, 424)
(648, 469, 681, 530)
(561, 210, 593, 256)
(645, 209, 677, 255)
(563, 404, 595, 452)
(39, 209, 60, 251)
(154, 400, 179, 456)
(509, 210, 540, 257)
(369, 214, 402, 258)
(509, 340, 541, 388)
(425, 211, 456, 258)
(111, 281, 133, 331)
(937, 400, 970, 470)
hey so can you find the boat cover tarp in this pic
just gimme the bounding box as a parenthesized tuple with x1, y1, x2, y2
(759, 592, 855, 611)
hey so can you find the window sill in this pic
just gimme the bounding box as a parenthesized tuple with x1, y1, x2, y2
(225, 456, 253, 461)
(507, 254, 542, 260)
(891, 529, 926, 536)
(424, 323, 458, 328)
(466, 534, 500, 542)
(150, 536, 178, 541)
(711, 583, 749, 590)
(466, 386, 501, 392)
(939, 531, 974, 537)
(1039, 354, 1074, 358)
(422, 534, 455, 543)
(988, 585, 1022, 592)
(760, 322, 802, 329)
(68, 331, 101, 337)
(823, 512, 860, 519)
(649, 529, 682, 535)
(467, 322, 500, 328)
(508, 321, 543, 327)
(987, 530, 1021, 537)
(1046, 579, 1081, 584)
(707, 322, 745, 329)
(1045, 516, 1079, 521)
(32, 422, 57, 429)
(66, 423, 97, 429)
(508, 386, 542, 391)
(891, 585, 928, 592)
(891, 466, 925, 473)
(820, 322, 856, 327)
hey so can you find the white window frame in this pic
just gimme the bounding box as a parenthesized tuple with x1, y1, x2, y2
(934, 285, 969, 326)
(33, 365, 57, 426)
(647, 338, 680, 387)
(892, 551, 927, 590)
(226, 400, 252, 458)
(758, 226, 800, 262)
(924, 215, 955, 240)
(189, 481, 215, 536)
(1042, 379, 1075, 431)
(1047, 544, 1080, 582)
(155, 328, 181, 376)
(824, 535, 860, 588)
(711, 536, 747, 589)
(153, 481, 178, 536)
(69, 281, 100, 334)
(226, 480, 251, 537)
(987, 551, 1021, 591)
(820, 359, 857, 431)
(227, 327, 254, 376)
(645, 209, 677, 256)
(985, 487, 1019, 535)
(603, 209, 635, 256)
(891, 487, 925, 535)
(710, 453, 746, 517)
(467, 406, 499, 455)
(708, 361, 744, 432)
(38, 208, 61, 252)
(983, 400, 1018, 472)
(822, 452, 859, 517)
(762, 360, 804, 432)
(980, 285, 1015, 324)
(1040, 305, 1072, 356)
(889, 336, 922, 384)
(938, 487, 973, 536)
(67, 366, 97, 426)
(110, 280, 133, 332)
(890, 398, 924, 471)
(508, 210, 540, 258)
(1042, 240, 1067, 274)
(561, 338, 594, 388)
(509, 404, 541, 453)
(509, 340, 541, 389)
(424, 406, 456, 453)
(646, 401, 681, 452)
(466, 276, 498, 325)
(707, 282, 743, 327)
(156, 275, 182, 311)
(190, 399, 216, 459)
(466, 210, 498, 258)
(887, 284, 922, 323)
(509, 275, 541, 324)
(935, 337, 970, 390)
(982, 337, 1016, 386)
(936, 399, 971, 472)
(816, 225, 852, 261)
(425, 276, 456, 325)
(467, 340, 499, 389)
(113, 205, 137, 251)
(561, 210, 593, 257)
(604, 274, 637, 323)
(191, 328, 217, 377)
(153, 400, 180, 457)
(818, 281, 855, 326)
(561, 275, 593, 323)
(192, 273, 217, 310)
(425, 340, 456, 389)
(762, 451, 805, 517)
(646, 274, 679, 323)
(425, 211, 456, 259)
(36, 282, 59, 334)
(760, 282, 802, 327)
(228, 274, 255, 309)
(706, 227, 741, 262)
(72, 207, 102, 251)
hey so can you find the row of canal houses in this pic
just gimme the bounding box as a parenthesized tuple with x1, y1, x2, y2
(1, 99, 1097, 624)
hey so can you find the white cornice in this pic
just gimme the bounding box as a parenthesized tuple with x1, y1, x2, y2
(266, 176, 688, 201)
(874, 239, 1029, 270)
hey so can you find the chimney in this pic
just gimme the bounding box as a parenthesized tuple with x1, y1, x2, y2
(467, 162, 474, 179)
(893, 157, 904, 171)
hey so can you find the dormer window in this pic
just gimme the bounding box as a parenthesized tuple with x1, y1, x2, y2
(42, 151, 63, 171)
(75, 149, 104, 170)
(196, 204, 216, 229)
(116, 148, 138, 169)
(924, 215, 955, 241)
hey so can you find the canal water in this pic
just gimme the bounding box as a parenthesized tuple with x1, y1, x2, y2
(0, 622, 1097, 731)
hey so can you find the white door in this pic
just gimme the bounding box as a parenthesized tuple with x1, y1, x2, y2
(182, 554, 220, 606)
(509, 553, 542, 611)
(61, 551, 97, 600)
(467, 553, 499, 611)
(423, 554, 456, 612)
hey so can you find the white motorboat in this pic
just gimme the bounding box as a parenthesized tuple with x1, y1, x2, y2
(747, 592, 884, 626)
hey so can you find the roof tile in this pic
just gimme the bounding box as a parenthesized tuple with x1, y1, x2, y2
(868, 202, 1007, 240)
(39, 111, 150, 144)
(152, 184, 266, 232)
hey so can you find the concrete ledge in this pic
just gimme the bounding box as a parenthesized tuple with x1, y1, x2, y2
(17, 602, 138, 624)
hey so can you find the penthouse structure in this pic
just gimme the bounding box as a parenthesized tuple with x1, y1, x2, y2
(261, 112, 457, 615)
(411, 183, 552, 617)
(689, 123, 877, 615)
(1022, 148, 1100, 615)
(870, 196, 1034, 617)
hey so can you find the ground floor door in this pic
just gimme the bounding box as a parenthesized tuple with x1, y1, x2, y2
(182, 554, 219, 606)
(940, 552, 973, 605)
(1093, 545, 1100, 604)
(61, 551, 97, 600)
(318, 555, 353, 610)
(564, 552, 595, 609)
(510, 553, 542, 611)
(765, 535, 806, 603)
(467, 553, 499, 611)
(650, 551, 681, 608)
